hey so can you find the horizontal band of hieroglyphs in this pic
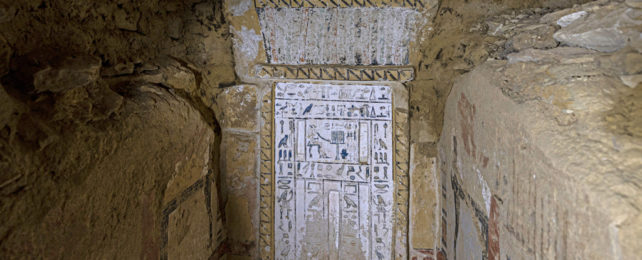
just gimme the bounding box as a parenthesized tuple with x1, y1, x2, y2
(276, 162, 394, 183)
(255, 0, 428, 8)
(256, 65, 414, 82)
(275, 100, 392, 120)
(276, 82, 391, 103)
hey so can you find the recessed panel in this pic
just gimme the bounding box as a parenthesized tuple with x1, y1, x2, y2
(274, 82, 394, 259)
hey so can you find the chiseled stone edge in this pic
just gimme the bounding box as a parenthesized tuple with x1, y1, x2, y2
(394, 108, 410, 259)
(255, 64, 415, 83)
(255, 0, 428, 9)
(259, 90, 274, 259)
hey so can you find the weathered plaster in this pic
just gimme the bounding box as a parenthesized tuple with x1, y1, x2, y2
(409, 145, 437, 253)
(228, 0, 253, 17)
(230, 25, 263, 81)
(216, 84, 260, 131)
(258, 8, 421, 66)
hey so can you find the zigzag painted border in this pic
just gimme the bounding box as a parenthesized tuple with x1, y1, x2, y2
(394, 108, 410, 259)
(255, 0, 426, 9)
(259, 90, 275, 260)
(256, 64, 414, 82)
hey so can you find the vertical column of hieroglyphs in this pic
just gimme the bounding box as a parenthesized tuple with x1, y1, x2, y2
(273, 83, 298, 259)
(274, 90, 296, 259)
(371, 101, 395, 260)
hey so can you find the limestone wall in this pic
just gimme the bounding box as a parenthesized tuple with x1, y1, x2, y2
(223, 0, 427, 258)
(0, 0, 235, 258)
(220, 0, 604, 259)
(0, 0, 234, 87)
(215, 84, 261, 259)
(438, 1, 642, 259)
(1, 0, 638, 259)
(0, 70, 226, 258)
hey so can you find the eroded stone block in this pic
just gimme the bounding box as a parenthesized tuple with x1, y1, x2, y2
(438, 41, 642, 259)
(410, 144, 437, 251)
(221, 132, 259, 256)
(554, 4, 642, 52)
(33, 55, 102, 93)
(217, 85, 259, 131)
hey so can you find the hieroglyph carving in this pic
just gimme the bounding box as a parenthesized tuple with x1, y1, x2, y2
(257, 8, 421, 66)
(274, 82, 394, 259)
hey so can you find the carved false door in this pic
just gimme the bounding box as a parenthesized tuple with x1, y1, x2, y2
(274, 83, 394, 260)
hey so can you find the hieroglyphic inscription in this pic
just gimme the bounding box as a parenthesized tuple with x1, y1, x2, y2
(274, 82, 394, 259)
(256, 8, 421, 66)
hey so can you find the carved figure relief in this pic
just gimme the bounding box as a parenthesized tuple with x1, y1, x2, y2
(274, 82, 394, 259)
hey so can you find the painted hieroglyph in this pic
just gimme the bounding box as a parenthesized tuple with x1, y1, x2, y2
(274, 82, 394, 259)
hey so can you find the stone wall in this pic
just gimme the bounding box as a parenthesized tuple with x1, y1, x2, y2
(406, 0, 596, 258)
(0, 65, 226, 258)
(215, 84, 261, 259)
(0, 0, 235, 258)
(1, 0, 639, 258)
(221, 0, 604, 259)
(437, 1, 641, 259)
(0, 0, 235, 88)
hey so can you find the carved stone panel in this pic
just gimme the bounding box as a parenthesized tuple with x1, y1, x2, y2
(257, 8, 421, 66)
(274, 82, 394, 259)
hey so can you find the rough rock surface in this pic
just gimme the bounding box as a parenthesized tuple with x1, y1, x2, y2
(215, 84, 260, 259)
(408, 0, 595, 157)
(0, 69, 224, 258)
(554, 2, 642, 52)
(408, 3, 590, 256)
(438, 2, 642, 258)
(0, 0, 236, 124)
(0, 1, 235, 258)
(0, 0, 234, 84)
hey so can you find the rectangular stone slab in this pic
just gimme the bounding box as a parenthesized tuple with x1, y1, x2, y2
(274, 82, 394, 259)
